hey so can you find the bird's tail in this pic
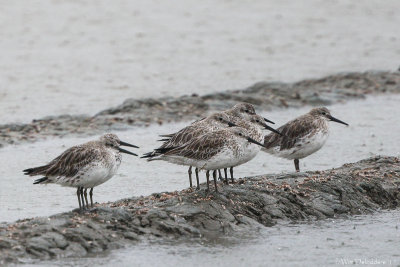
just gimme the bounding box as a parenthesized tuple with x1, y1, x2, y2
(23, 165, 49, 176)
(141, 151, 157, 159)
(141, 146, 178, 161)
(33, 177, 49, 184)
(159, 134, 175, 138)
(157, 138, 171, 142)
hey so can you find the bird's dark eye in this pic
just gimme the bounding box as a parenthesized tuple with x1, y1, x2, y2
(245, 109, 249, 113)
(219, 117, 223, 121)
(256, 120, 260, 123)
(322, 112, 326, 115)
(239, 133, 243, 136)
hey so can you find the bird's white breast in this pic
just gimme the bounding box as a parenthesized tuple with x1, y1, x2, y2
(271, 129, 329, 160)
(55, 149, 121, 188)
(201, 147, 238, 170)
(235, 126, 263, 166)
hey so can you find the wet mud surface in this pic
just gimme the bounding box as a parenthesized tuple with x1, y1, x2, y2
(1, 156, 399, 264)
(0, 71, 399, 147)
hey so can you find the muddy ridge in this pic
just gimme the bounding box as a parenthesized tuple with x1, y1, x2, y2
(0, 156, 399, 264)
(0, 71, 399, 147)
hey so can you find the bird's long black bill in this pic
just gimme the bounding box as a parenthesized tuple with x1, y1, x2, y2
(227, 121, 237, 127)
(118, 147, 138, 156)
(264, 124, 282, 135)
(120, 140, 139, 148)
(247, 137, 265, 148)
(264, 117, 275, 124)
(328, 115, 349, 126)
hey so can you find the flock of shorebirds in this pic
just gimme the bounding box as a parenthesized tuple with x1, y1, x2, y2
(23, 103, 348, 210)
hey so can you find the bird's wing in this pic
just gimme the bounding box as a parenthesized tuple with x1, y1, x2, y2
(264, 116, 315, 150)
(43, 145, 101, 177)
(164, 132, 224, 160)
(164, 125, 197, 147)
(158, 117, 206, 140)
(158, 124, 208, 150)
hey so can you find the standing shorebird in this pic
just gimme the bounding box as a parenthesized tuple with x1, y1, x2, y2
(23, 134, 139, 210)
(220, 103, 276, 182)
(142, 112, 236, 189)
(263, 107, 348, 172)
(221, 114, 281, 184)
(156, 127, 265, 192)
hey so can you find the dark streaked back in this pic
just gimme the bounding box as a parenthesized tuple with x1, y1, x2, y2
(264, 113, 322, 150)
(24, 143, 103, 178)
(164, 130, 228, 160)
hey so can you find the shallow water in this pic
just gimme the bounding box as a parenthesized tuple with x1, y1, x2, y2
(40, 209, 400, 267)
(1, 94, 399, 223)
(1, 0, 399, 123)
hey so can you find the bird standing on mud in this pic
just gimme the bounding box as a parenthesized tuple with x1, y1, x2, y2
(23, 134, 139, 210)
(142, 112, 236, 189)
(143, 102, 279, 191)
(218, 103, 276, 183)
(263, 107, 348, 172)
(157, 127, 266, 192)
(221, 113, 280, 184)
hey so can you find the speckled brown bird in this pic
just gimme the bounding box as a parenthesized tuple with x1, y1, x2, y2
(142, 112, 235, 189)
(23, 134, 138, 210)
(158, 127, 265, 192)
(263, 107, 348, 172)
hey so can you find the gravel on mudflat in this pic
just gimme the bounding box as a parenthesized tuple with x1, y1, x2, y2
(0, 156, 399, 264)
(0, 71, 399, 147)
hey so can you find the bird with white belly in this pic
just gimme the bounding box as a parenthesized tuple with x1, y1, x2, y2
(263, 107, 348, 172)
(23, 134, 139, 210)
(222, 114, 281, 184)
(160, 127, 266, 192)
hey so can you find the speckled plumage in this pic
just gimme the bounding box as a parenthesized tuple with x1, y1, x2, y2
(224, 103, 257, 122)
(33, 141, 122, 188)
(222, 105, 278, 182)
(163, 127, 260, 170)
(23, 134, 138, 209)
(158, 126, 265, 193)
(234, 115, 266, 165)
(263, 107, 348, 171)
(145, 102, 277, 190)
(143, 112, 236, 190)
(147, 112, 233, 157)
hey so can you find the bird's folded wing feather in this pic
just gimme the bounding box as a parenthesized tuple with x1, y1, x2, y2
(158, 124, 206, 150)
(264, 117, 315, 150)
(164, 133, 224, 160)
(44, 146, 101, 177)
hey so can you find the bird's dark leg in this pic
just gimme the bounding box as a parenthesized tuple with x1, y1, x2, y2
(230, 167, 234, 183)
(79, 188, 85, 210)
(213, 170, 218, 193)
(294, 159, 300, 172)
(89, 188, 94, 207)
(83, 189, 89, 209)
(224, 168, 228, 185)
(77, 187, 82, 210)
(218, 170, 223, 181)
(188, 166, 193, 188)
(195, 168, 200, 190)
(206, 171, 210, 191)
